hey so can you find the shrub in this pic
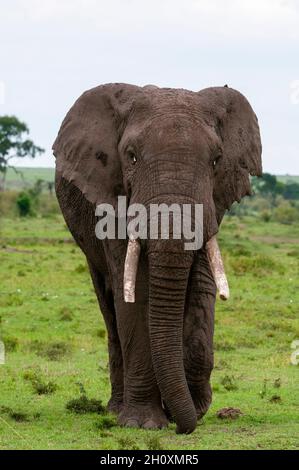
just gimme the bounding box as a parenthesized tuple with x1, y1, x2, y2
(0, 406, 30, 422)
(260, 210, 271, 222)
(273, 202, 299, 225)
(66, 395, 105, 414)
(59, 307, 74, 321)
(29, 340, 72, 361)
(117, 437, 140, 450)
(23, 369, 57, 395)
(16, 192, 34, 217)
(220, 375, 238, 391)
(145, 436, 164, 450)
(94, 415, 116, 430)
(2, 336, 19, 352)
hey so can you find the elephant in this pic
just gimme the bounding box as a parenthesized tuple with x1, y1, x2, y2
(53, 83, 262, 434)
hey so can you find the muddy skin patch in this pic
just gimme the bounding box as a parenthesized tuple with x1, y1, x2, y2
(95, 151, 108, 166)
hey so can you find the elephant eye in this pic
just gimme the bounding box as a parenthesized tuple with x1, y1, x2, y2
(212, 153, 222, 169)
(127, 150, 137, 165)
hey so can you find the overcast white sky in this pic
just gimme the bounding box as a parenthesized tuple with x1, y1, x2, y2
(0, 0, 298, 174)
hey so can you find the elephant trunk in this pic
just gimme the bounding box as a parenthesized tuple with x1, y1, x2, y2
(148, 248, 197, 434)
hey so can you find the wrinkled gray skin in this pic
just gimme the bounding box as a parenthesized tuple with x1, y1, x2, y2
(53, 84, 262, 434)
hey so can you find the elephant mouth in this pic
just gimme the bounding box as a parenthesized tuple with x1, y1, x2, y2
(123, 235, 229, 303)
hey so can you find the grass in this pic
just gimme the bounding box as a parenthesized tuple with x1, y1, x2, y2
(5, 167, 54, 189)
(0, 214, 298, 450)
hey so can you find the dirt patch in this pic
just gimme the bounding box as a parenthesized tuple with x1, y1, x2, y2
(251, 236, 299, 245)
(216, 407, 243, 420)
(1, 247, 35, 254)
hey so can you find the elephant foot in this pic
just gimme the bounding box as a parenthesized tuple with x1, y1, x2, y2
(118, 404, 169, 430)
(107, 397, 123, 414)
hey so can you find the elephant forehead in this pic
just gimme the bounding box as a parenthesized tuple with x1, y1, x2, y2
(139, 114, 212, 152)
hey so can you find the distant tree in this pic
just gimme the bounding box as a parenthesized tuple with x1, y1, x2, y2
(0, 116, 44, 190)
(283, 182, 299, 200)
(255, 173, 279, 195)
(252, 173, 286, 207)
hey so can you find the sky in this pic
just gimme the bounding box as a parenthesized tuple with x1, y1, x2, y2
(0, 0, 298, 174)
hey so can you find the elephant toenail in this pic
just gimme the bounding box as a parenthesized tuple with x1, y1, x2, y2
(143, 419, 156, 429)
(126, 419, 139, 428)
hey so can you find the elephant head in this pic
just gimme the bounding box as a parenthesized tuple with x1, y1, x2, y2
(53, 83, 262, 433)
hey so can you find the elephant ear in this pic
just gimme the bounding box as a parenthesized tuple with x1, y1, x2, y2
(53, 83, 139, 207)
(198, 87, 262, 221)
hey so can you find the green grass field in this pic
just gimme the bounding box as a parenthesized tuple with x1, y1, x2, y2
(5, 167, 55, 189)
(4, 167, 299, 190)
(0, 214, 298, 450)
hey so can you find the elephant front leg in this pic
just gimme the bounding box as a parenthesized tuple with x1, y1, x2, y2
(184, 249, 216, 420)
(114, 285, 168, 430)
(88, 261, 124, 414)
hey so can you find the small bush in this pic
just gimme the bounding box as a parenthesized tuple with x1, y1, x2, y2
(96, 329, 106, 339)
(2, 336, 19, 352)
(66, 395, 105, 414)
(94, 415, 116, 430)
(273, 202, 299, 225)
(75, 263, 88, 274)
(145, 436, 164, 451)
(8, 411, 30, 422)
(23, 369, 58, 395)
(66, 385, 104, 414)
(30, 340, 72, 361)
(220, 375, 238, 391)
(0, 406, 30, 422)
(16, 192, 33, 217)
(59, 307, 74, 321)
(117, 437, 140, 451)
(269, 395, 282, 403)
(260, 210, 271, 222)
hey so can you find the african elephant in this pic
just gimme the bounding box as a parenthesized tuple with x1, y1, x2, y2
(53, 84, 262, 434)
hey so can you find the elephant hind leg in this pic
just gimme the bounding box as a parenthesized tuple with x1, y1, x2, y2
(88, 261, 124, 413)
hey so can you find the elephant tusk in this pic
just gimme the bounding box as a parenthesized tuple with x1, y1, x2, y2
(124, 236, 141, 303)
(206, 236, 230, 301)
